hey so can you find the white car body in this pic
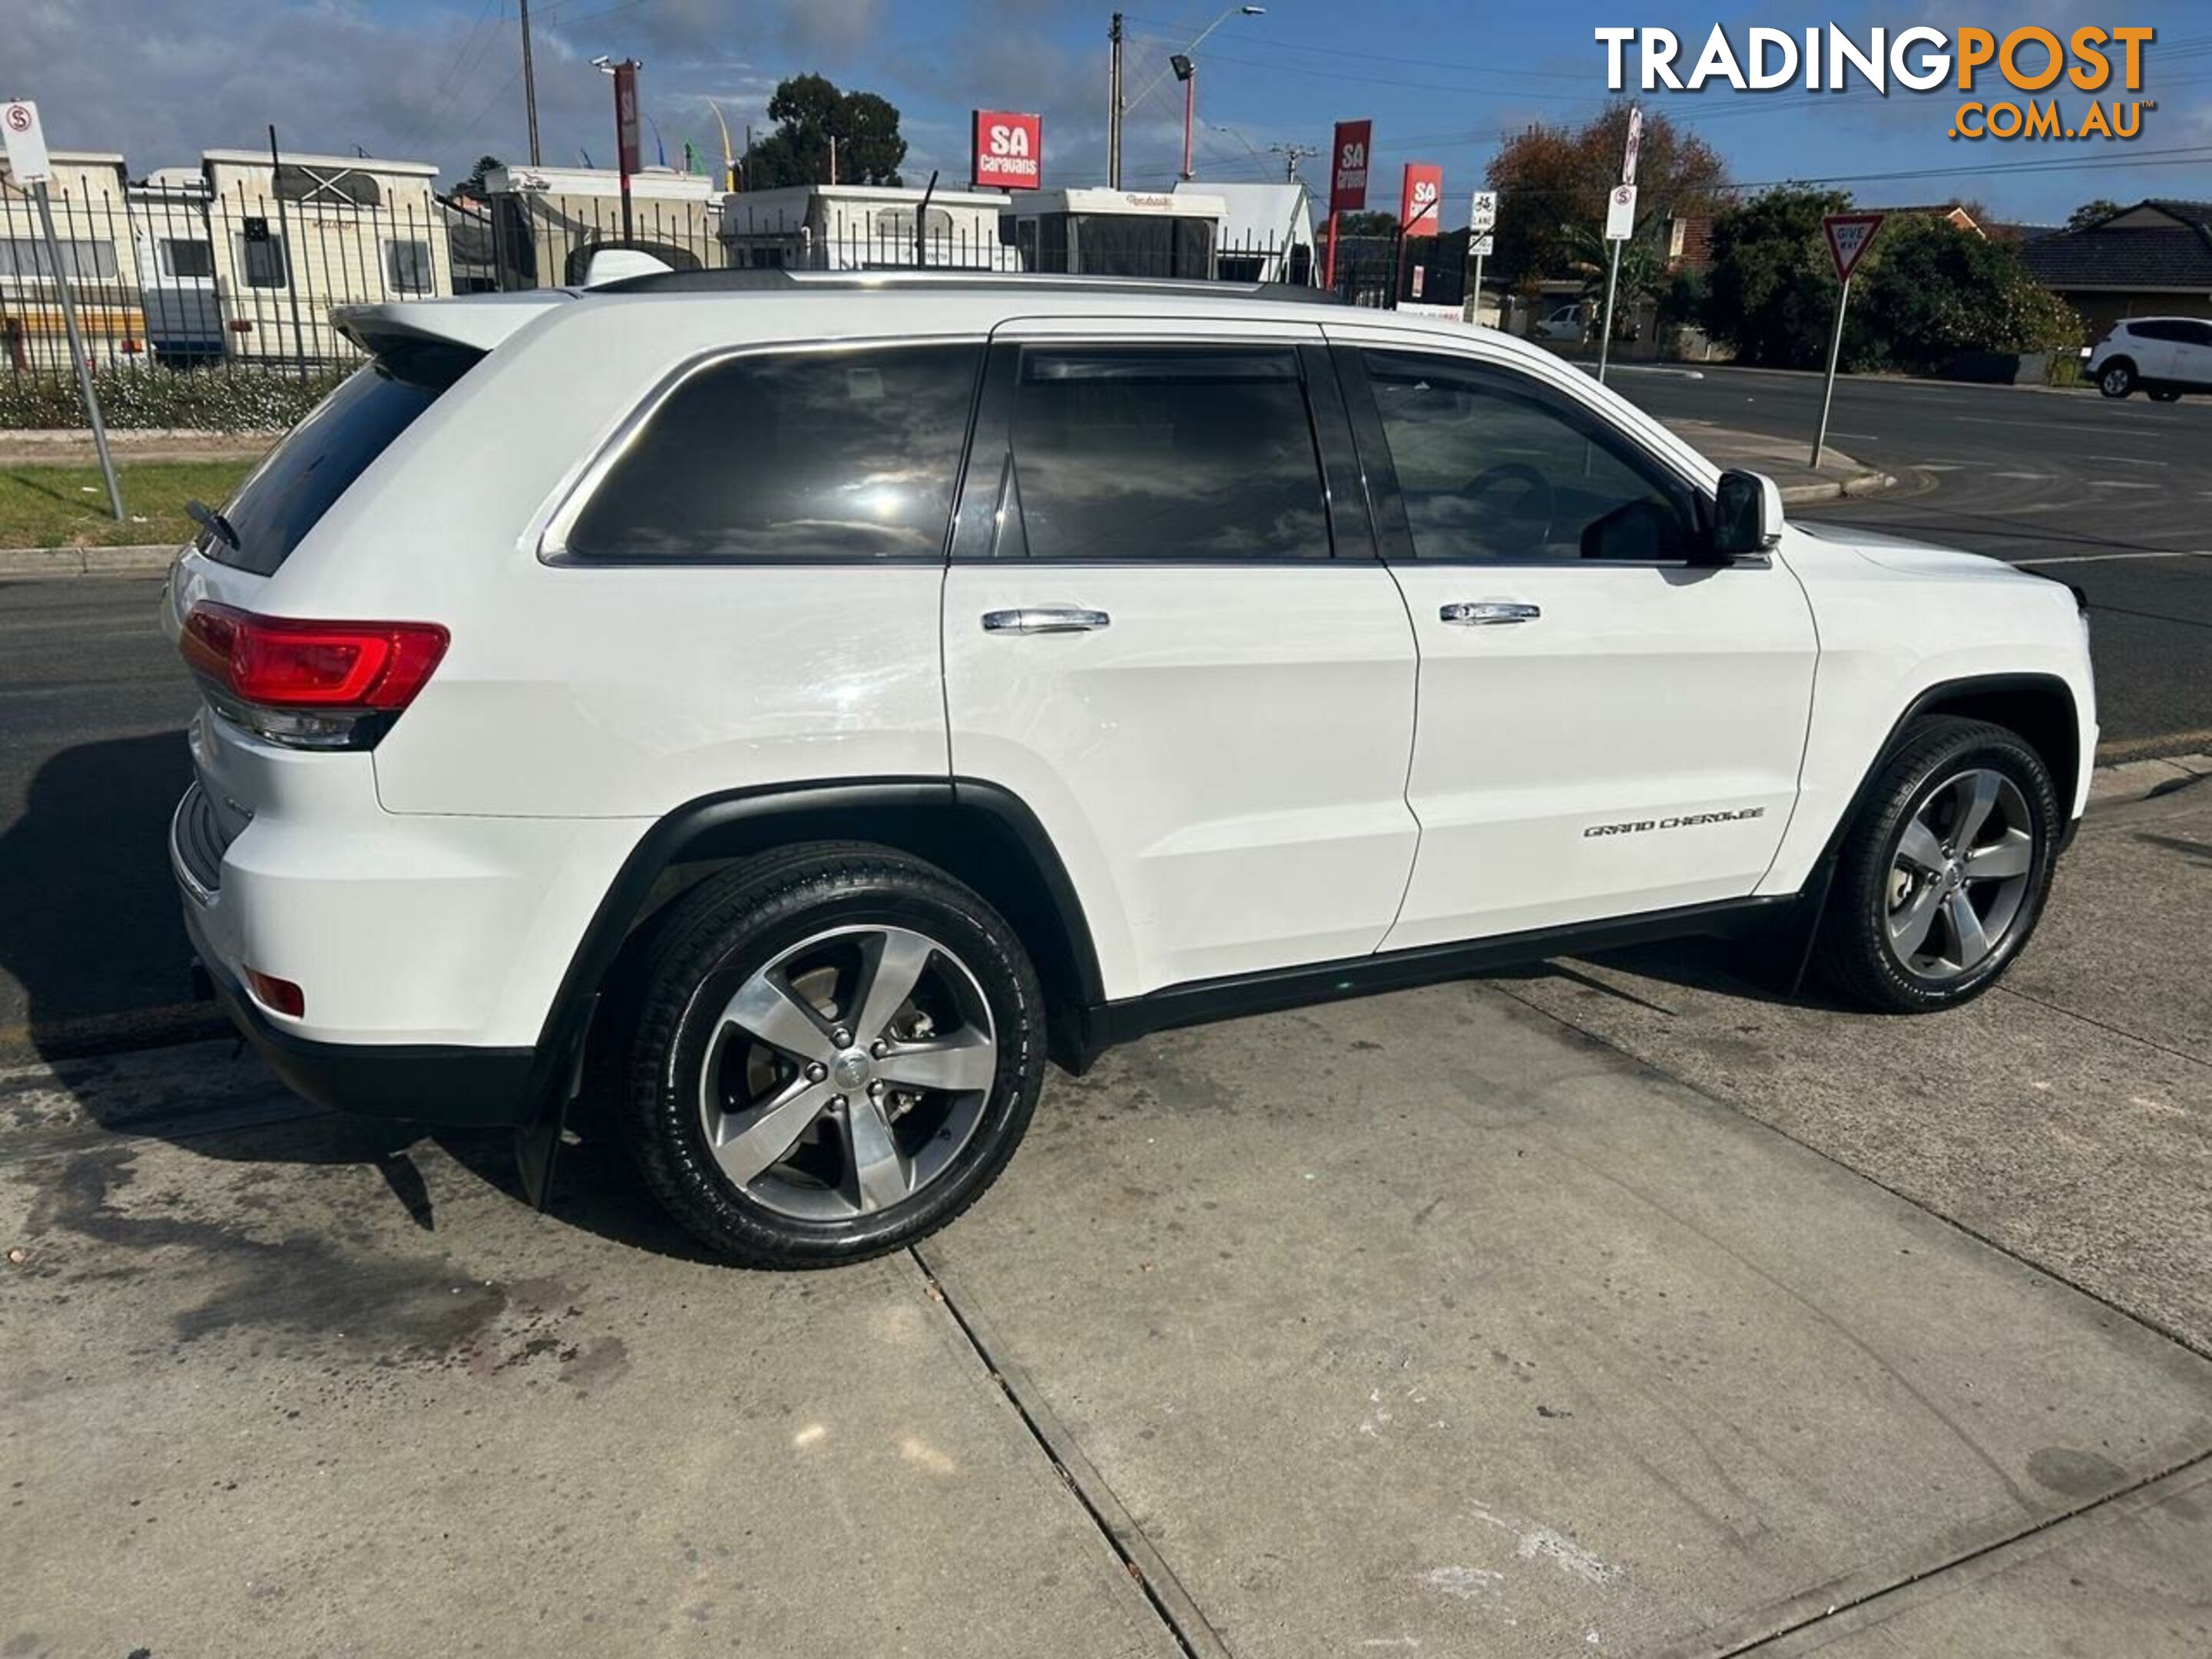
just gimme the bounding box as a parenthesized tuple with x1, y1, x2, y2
(164, 275, 2096, 1132)
(2085, 316, 2212, 397)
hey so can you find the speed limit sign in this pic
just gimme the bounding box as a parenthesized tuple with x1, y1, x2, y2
(2, 100, 51, 184)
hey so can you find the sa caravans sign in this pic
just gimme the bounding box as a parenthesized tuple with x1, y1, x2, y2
(1329, 118, 1371, 214)
(972, 111, 1042, 190)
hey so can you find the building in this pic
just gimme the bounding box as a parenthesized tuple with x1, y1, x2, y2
(720, 184, 1018, 271)
(192, 150, 449, 364)
(1173, 180, 1315, 284)
(0, 151, 146, 373)
(481, 164, 721, 289)
(1008, 189, 1227, 279)
(2018, 200, 2212, 331)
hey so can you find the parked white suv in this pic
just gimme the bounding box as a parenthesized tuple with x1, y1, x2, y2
(2086, 316, 2212, 400)
(166, 273, 2096, 1266)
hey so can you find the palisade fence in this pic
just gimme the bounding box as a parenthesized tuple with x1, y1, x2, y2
(3, 181, 1332, 403)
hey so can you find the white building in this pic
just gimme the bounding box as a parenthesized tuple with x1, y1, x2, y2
(1174, 180, 1316, 284)
(1005, 188, 1226, 279)
(720, 184, 1018, 272)
(481, 164, 722, 288)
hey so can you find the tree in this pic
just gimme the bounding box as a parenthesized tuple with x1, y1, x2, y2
(1336, 210, 1397, 237)
(1485, 103, 1727, 283)
(744, 74, 906, 187)
(2065, 197, 2121, 231)
(461, 154, 503, 197)
(1859, 216, 2081, 370)
(1699, 186, 1854, 369)
(1559, 214, 1664, 337)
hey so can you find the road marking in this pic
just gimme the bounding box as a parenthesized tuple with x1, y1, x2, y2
(2016, 550, 2212, 565)
(1958, 414, 2168, 437)
(1994, 471, 2055, 480)
(2085, 480, 2159, 489)
(2085, 454, 2168, 467)
(1919, 463, 1965, 472)
(1831, 431, 1882, 442)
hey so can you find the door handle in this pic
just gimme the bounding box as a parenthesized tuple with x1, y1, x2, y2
(982, 607, 1111, 635)
(1440, 601, 1541, 626)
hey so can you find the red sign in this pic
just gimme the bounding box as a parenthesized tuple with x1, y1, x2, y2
(1330, 119, 1372, 214)
(613, 61, 641, 177)
(1823, 212, 1885, 282)
(972, 110, 1042, 190)
(1399, 163, 1442, 234)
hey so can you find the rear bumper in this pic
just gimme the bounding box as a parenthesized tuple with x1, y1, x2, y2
(184, 900, 540, 1128)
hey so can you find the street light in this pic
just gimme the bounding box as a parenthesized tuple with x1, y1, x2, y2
(1121, 5, 1263, 183)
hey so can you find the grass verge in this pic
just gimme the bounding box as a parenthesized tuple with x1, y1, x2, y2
(0, 460, 255, 550)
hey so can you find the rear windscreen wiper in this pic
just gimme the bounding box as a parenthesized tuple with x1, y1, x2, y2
(186, 498, 240, 551)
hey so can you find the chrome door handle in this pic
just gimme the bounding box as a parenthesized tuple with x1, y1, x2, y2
(982, 607, 1111, 635)
(1440, 601, 1541, 626)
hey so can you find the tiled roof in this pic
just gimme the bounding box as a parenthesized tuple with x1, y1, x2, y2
(2019, 201, 2212, 293)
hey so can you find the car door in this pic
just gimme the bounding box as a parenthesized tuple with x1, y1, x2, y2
(941, 319, 1420, 999)
(1330, 333, 1818, 950)
(2126, 320, 2181, 382)
(2175, 321, 2212, 389)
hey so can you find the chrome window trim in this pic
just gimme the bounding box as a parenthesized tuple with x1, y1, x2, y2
(535, 333, 992, 568)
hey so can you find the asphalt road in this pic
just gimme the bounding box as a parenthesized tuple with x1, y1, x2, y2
(1609, 366, 2212, 757)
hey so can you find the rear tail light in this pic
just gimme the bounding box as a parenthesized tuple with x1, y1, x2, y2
(180, 602, 449, 750)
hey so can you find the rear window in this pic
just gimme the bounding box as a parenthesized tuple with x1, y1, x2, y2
(559, 342, 982, 563)
(204, 345, 477, 576)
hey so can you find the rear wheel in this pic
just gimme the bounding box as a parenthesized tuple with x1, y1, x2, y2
(620, 843, 1045, 1267)
(2098, 359, 2136, 398)
(1816, 717, 2061, 1013)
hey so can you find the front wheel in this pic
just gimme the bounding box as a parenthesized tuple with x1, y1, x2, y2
(620, 843, 1046, 1267)
(1816, 716, 2061, 1013)
(2098, 360, 2136, 398)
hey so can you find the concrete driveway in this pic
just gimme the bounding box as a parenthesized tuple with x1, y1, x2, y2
(5, 781, 2210, 1657)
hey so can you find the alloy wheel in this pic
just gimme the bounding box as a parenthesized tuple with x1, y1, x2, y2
(696, 924, 998, 1220)
(1883, 767, 2037, 982)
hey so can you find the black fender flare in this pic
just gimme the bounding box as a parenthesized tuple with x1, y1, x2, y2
(521, 776, 1105, 1117)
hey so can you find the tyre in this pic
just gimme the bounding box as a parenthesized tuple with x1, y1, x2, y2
(2149, 387, 2183, 402)
(2098, 359, 2136, 398)
(1816, 716, 2061, 1014)
(619, 843, 1046, 1267)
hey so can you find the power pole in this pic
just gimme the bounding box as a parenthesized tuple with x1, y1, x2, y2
(1108, 13, 1124, 189)
(518, 0, 543, 166)
(1270, 142, 1317, 181)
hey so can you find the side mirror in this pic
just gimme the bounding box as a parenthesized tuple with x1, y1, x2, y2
(1708, 469, 1783, 561)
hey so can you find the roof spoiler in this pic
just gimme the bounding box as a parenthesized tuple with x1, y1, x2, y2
(330, 293, 575, 359)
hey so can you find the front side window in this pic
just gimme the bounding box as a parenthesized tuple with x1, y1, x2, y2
(239, 233, 289, 289)
(1008, 346, 1330, 561)
(1363, 349, 1699, 563)
(384, 238, 434, 295)
(561, 342, 982, 563)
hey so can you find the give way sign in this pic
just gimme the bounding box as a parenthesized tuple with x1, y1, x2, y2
(1823, 212, 1885, 283)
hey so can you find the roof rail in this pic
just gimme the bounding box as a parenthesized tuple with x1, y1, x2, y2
(583, 268, 1343, 305)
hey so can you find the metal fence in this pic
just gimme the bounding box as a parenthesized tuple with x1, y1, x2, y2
(2, 182, 1326, 386)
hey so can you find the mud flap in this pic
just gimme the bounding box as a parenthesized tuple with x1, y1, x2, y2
(515, 993, 597, 1212)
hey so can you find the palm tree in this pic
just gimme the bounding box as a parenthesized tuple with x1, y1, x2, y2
(1560, 215, 1665, 342)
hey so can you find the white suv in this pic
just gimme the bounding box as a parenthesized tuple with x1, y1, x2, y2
(166, 273, 2097, 1266)
(2086, 315, 2212, 400)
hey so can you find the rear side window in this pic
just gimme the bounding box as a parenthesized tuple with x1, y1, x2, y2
(207, 348, 475, 576)
(1008, 347, 1329, 561)
(561, 343, 982, 562)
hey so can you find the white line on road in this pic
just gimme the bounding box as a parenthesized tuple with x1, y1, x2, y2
(1919, 463, 1965, 472)
(1958, 414, 2167, 438)
(2085, 480, 2160, 489)
(2085, 455, 2168, 467)
(1994, 471, 2055, 480)
(2017, 550, 2212, 565)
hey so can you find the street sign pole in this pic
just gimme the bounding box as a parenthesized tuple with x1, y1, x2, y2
(31, 180, 123, 521)
(1813, 212, 1886, 468)
(1813, 273, 1853, 469)
(6, 98, 121, 520)
(1463, 190, 1495, 325)
(1596, 238, 1623, 382)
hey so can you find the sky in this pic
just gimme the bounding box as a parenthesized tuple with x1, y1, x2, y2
(10, 0, 2211, 228)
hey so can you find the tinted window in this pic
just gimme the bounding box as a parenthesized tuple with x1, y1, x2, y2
(1363, 350, 1699, 563)
(210, 349, 478, 576)
(564, 343, 981, 562)
(1009, 348, 1329, 561)
(2180, 322, 2212, 349)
